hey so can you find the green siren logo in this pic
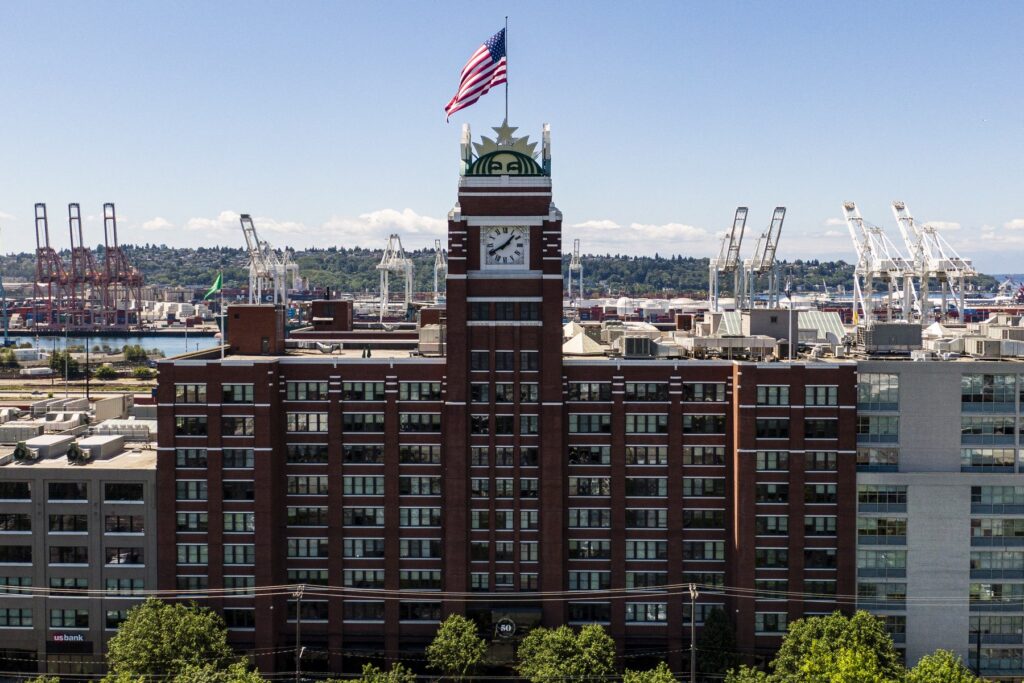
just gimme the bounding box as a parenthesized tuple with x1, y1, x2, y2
(464, 120, 548, 177)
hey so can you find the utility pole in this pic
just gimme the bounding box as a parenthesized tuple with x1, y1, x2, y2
(689, 583, 699, 683)
(294, 584, 305, 683)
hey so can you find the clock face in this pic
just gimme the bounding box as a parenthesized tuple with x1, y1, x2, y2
(482, 226, 529, 267)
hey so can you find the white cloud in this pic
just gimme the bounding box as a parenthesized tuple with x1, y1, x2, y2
(823, 230, 844, 238)
(626, 222, 708, 241)
(823, 217, 846, 227)
(0, 211, 16, 222)
(141, 217, 174, 232)
(1004, 218, 1024, 230)
(924, 220, 961, 231)
(572, 219, 621, 231)
(184, 210, 242, 235)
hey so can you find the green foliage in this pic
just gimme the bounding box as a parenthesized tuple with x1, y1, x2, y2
(516, 624, 616, 683)
(697, 607, 739, 676)
(426, 613, 487, 680)
(24, 677, 61, 683)
(49, 350, 81, 377)
(623, 661, 678, 682)
(171, 662, 265, 683)
(907, 649, 985, 683)
(94, 365, 119, 380)
(132, 366, 155, 380)
(123, 344, 149, 362)
(354, 662, 417, 682)
(66, 442, 90, 465)
(0, 348, 19, 368)
(725, 665, 771, 682)
(770, 611, 904, 682)
(104, 598, 236, 680)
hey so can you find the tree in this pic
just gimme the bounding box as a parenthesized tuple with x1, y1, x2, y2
(49, 350, 80, 378)
(353, 662, 417, 683)
(94, 365, 119, 380)
(133, 366, 155, 380)
(426, 614, 487, 680)
(623, 661, 678, 682)
(770, 611, 903, 682)
(697, 607, 739, 676)
(123, 344, 149, 362)
(104, 598, 236, 681)
(516, 624, 616, 683)
(172, 662, 266, 683)
(0, 348, 19, 369)
(907, 649, 985, 683)
(725, 665, 770, 683)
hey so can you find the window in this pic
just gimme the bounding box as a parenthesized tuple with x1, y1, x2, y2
(520, 415, 539, 435)
(177, 543, 208, 565)
(806, 516, 839, 536)
(962, 448, 1016, 472)
(105, 514, 144, 534)
(287, 538, 328, 558)
(520, 384, 539, 402)
(222, 480, 254, 501)
(399, 476, 441, 496)
(223, 512, 255, 533)
(857, 447, 899, 471)
(569, 414, 611, 433)
(520, 351, 539, 371)
(342, 444, 382, 464)
(470, 573, 489, 591)
(961, 416, 1017, 444)
(177, 576, 209, 592)
(344, 601, 385, 622)
(805, 385, 838, 406)
(343, 476, 385, 496)
(805, 419, 838, 439)
(470, 383, 489, 403)
(48, 482, 87, 501)
(287, 412, 329, 433)
(755, 612, 788, 634)
(221, 416, 255, 437)
(0, 482, 30, 500)
(0, 608, 31, 627)
(756, 451, 788, 471)
(626, 540, 668, 560)
(755, 418, 789, 438)
(567, 383, 612, 401)
(684, 510, 724, 529)
(857, 415, 899, 443)
(495, 352, 514, 371)
(176, 481, 207, 501)
(857, 373, 899, 410)
(806, 451, 839, 471)
(400, 445, 440, 464)
(520, 478, 539, 498)
(683, 446, 725, 465)
(569, 477, 610, 496)
(625, 414, 668, 433)
(222, 384, 254, 404)
(49, 546, 88, 564)
(683, 478, 725, 497)
(0, 514, 30, 532)
(175, 384, 206, 403)
(470, 415, 489, 434)
(569, 603, 611, 624)
(223, 544, 255, 565)
(0, 546, 31, 563)
(625, 383, 669, 401)
(756, 484, 789, 504)
(756, 516, 789, 535)
(50, 609, 89, 629)
(399, 508, 441, 527)
(684, 541, 725, 561)
(625, 477, 667, 497)
(104, 483, 143, 502)
(286, 381, 329, 401)
(627, 571, 668, 588)
(176, 513, 207, 532)
(400, 570, 441, 590)
(343, 507, 385, 527)
(625, 509, 667, 528)
(400, 413, 441, 432)
(568, 509, 611, 528)
(858, 517, 905, 541)
(175, 416, 207, 436)
(470, 352, 489, 371)
(343, 538, 385, 558)
(859, 549, 907, 576)
(521, 447, 539, 466)
(399, 382, 442, 401)
(341, 382, 385, 401)
(400, 602, 442, 621)
(290, 443, 330, 463)
(287, 476, 328, 495)
(288, 507, 327, 527)
(223, 448, 254, 468)
(223, 609, 255, 629)
(755, 548, 788, 568)
(400, 539, 441, 559)
(50, 514, 87, 533)
(962, 374, 1017, 411)
(568, 445, 611, 465)
(105, 547, 144, 565)
(625, 603, 667, 623)
(805, 484, 837, 504)
(469, 302, 490, 320)
(521, 541, 539, 562)
(344, 570, 386, 589)
(683, 383, 725, 402)
(521, 510, 539, 530)
(757, 386, 789, 406)
(568, 540, 611, 560)
(858, 485, 907, 512)
(568, 571, 610, 591)
(684, 414, 726, 434)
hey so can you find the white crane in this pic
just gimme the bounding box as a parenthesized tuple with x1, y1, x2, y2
(433, 239, 448, 304)
(891, 201, 975, 325)
(708, 207, 747, 312)
(567, 238, 583, 304)
(842, 202, 915, 326)
(377, 234, 413, 323)
(743, 207, 786, 309)
(240, 214, 289, 306)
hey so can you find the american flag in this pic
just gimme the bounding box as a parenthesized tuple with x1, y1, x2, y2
(445, 28, 507, 120)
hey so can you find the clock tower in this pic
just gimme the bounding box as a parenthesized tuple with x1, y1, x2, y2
(443, 121, 566, 626)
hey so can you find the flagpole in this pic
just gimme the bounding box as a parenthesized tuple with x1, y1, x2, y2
(219, 275, 225, 360)
(504, 15, 509, 122)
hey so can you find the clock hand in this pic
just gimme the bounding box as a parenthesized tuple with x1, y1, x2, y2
(488, 235, 515, 256)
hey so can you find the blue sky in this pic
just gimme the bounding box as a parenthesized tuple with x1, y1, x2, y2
(1, 1, 1022, 272)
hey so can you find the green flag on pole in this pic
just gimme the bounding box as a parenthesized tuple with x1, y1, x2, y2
(203, 273, 223, 301)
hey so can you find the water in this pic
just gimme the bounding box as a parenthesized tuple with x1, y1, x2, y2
(16, 334, 219, 358)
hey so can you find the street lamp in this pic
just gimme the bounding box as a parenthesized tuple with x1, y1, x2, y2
(689, 583, 699, 683)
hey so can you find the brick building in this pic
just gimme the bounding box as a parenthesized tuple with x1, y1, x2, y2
(155, 122, 857, 674)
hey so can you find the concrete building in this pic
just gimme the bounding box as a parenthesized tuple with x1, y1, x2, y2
(0, 442, 156, 675)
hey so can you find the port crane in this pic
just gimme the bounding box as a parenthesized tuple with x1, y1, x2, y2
(67, 203, 102, 328)
(377, 234, 413, 323)
(102, 203, 144, 328)
(708, 207, 747, 312)
(742, 207, 786, 309)
(433, 239, 448, 304)
(891, 201, 975, 325)
(567, 238, 583, 304)
(240, 214, 289, 306)
(33, 203, 70, 328)
(842, 201, 916, 326)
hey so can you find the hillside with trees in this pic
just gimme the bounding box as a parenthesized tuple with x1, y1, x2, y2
(0, 245, 999, 298)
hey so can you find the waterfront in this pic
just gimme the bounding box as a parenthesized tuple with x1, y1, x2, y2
(16, 333, 219, 358)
